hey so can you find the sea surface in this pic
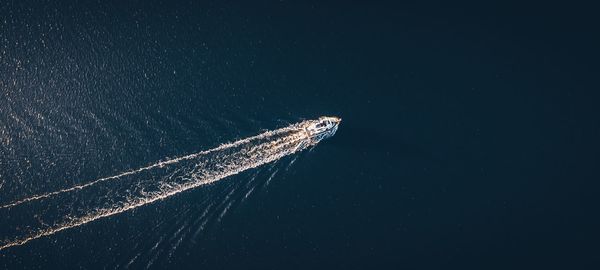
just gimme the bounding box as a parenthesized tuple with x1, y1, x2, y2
(1, 1, 598, 269)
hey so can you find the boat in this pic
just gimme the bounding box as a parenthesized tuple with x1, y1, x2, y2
(304, 116, 341, 145)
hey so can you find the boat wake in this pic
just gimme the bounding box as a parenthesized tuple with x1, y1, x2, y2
(0, 117, 340, 250)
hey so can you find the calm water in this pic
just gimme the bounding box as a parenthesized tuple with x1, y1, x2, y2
(1, 1, 598, 269)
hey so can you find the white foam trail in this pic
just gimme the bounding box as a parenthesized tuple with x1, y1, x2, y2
(0, 123, 301, 210)
(0, 119, 333, 250)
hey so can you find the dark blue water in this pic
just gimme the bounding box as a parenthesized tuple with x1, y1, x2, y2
(1, 0, 599, 269)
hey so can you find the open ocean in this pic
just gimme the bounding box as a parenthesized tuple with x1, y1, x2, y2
(1, 1, 598, 269)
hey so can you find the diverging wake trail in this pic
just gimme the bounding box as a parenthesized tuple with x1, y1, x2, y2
(0, 118, 335, 250)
